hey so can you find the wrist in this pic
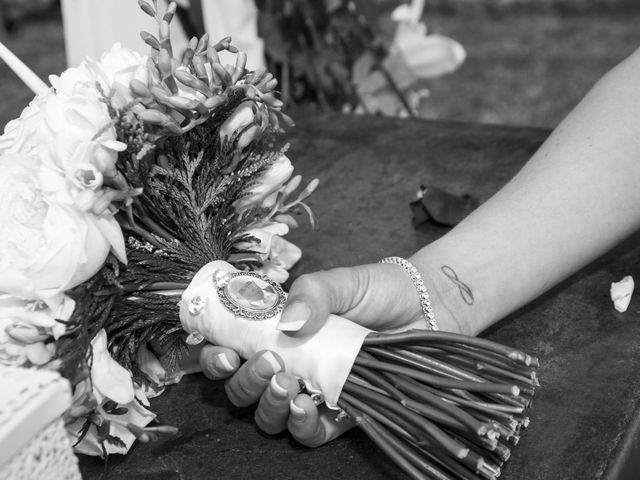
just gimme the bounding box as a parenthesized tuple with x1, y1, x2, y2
(376, 254, 475, 335)
(379, 257, 438, 331)
(409, 243, 490, 336)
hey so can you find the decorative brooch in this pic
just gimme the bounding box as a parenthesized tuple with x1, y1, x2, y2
(213, 269, 287, 320)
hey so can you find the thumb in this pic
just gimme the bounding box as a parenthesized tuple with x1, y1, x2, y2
(275, 265, 375, 336)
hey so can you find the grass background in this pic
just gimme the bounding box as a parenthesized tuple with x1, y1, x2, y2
(1, 2, 640, 129)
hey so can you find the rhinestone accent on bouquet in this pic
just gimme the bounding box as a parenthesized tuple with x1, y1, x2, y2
(187, 295, 206, 316)
(296, 377, 325, 406)
(213, 270, 286, 320)
(185, 331, 205, 345)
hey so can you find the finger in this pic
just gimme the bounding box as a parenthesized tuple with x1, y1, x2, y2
(199, 345, 241, 380)
(225, 350, 283, 407)
(179, 342, 206, 374)
(276, 267, 369, 336)
(254, 372, 299, 434)
(287, 395, 355, 447)
(277, 264, 422, 336)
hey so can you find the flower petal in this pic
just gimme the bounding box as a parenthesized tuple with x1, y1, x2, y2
(611, 275, 634, 313)
(92, 214, 127, 264)
(101, 139, 127, 152)
(270, 236, 302, 270)
(90, 330, 135, 404)
(394, 32, 466, 79)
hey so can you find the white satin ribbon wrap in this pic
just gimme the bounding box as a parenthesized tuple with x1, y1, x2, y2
(179, 261, 372, 407)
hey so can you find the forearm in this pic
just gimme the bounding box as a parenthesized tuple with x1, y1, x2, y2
(412, 47, 640, 335)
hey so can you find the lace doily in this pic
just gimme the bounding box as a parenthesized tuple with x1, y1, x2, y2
(0, 365, 79, 479)
(0, 418, 81, 480)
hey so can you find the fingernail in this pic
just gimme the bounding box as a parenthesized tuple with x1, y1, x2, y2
(269, 375, 288, 399)
(277, 301, 310, 332)
(256, 351, 281, 380)
(289, 400, 306, 422)
(214, 353, 234, 373)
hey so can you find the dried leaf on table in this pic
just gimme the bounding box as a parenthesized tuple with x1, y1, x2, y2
(410, 184, 479, 227)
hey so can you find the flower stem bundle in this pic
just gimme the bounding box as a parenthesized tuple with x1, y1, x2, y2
(337, 331, 538, 480)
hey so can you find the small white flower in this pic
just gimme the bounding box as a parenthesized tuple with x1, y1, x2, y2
(220, 101, 266, 150)
(23, 342, 56, 365)
(269, 236, 302, 270)
(234, 154, 294, 212)
(0, 294, 73, 339)
(68, 388, 156, 457)
(257, 236, 302, 284)
(389, 4, 465, 80)
(236, 222, 302, 283)
(68, 329, 156, 456)
(0, 294, 74, 367)
(136, 344, 184, 398)
(90, 329, 135, 405)
(73, 163, 104, 190)
(236, 222, 290, 257)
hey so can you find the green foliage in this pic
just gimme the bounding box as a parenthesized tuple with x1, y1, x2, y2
(257, 0, 383, 109)
(55, 80, 287, 389)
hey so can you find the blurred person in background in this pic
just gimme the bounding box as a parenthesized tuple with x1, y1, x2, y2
(60, 0, 265, 68)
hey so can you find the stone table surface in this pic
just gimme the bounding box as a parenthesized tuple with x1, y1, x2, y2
(79, 112, 640, 480)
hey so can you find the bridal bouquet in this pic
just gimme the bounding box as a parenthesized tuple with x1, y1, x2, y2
(0, 2, 539, 479)
(0, 0, 312, 457)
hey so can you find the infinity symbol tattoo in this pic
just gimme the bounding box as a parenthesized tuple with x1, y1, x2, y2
(441, 265, 474, 305)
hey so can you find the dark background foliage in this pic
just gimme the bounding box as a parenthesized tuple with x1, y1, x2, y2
(1, 0, 640, 129)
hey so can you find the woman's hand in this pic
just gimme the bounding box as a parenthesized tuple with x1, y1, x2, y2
(200, 261, 461, 446)
(273, 262, 444, 335)
(200, 345, 354, 446)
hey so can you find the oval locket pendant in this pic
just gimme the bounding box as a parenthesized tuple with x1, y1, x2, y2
(213, 270, 286, 320)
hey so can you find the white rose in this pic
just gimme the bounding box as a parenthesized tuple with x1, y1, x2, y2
(91, 43, 145, 109)
(3, 44, 139, 165)
(0, 93, 47, 155)
(39, 92, 126, 185)
(48, 64, 98, 100)
(0, 91, 126, 209)
(95, 43, 144, 84)
(51, 43, 145, 109)
(234, 154, 294, 212)
(0, 153, 126, 300)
